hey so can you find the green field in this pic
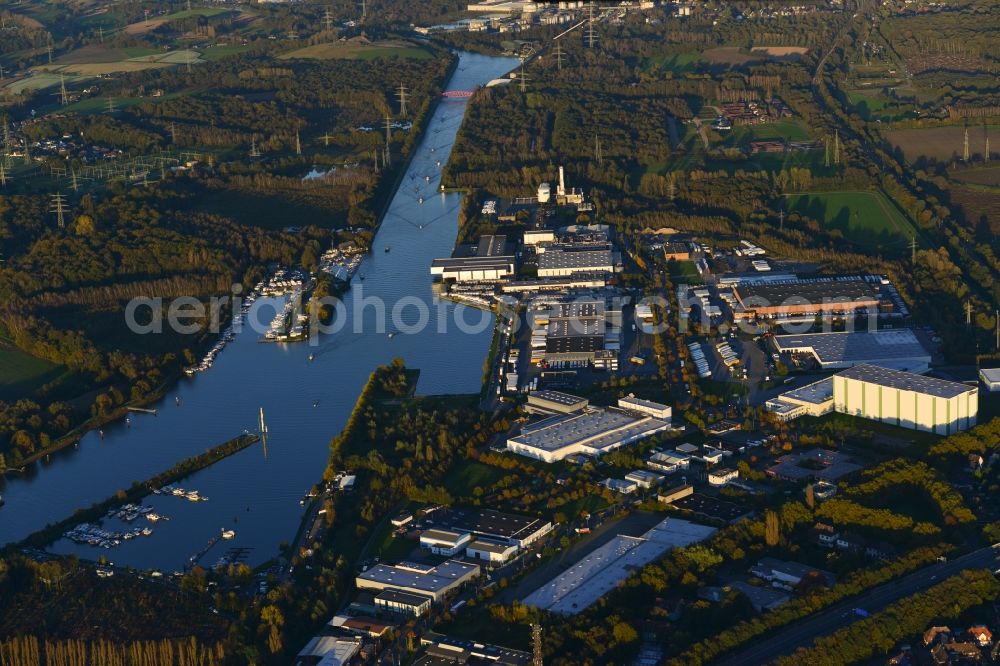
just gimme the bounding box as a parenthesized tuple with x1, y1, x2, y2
(667, 259, 703, 284)
(444, 460, 509, 497)
(644, 52, 706, 74)
(738, 118, 811, 142)
(785, 190, 916, 249)
(0, 343, 64, 401)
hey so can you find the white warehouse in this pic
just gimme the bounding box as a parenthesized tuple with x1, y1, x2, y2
(832, 364, 978, 435)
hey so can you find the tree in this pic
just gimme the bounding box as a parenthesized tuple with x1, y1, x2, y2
(612, 621, 638, 644)
(765, 509, 780, 547)
(805, 483, 815, 510)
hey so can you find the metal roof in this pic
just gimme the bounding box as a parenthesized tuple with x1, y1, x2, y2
(510, 408, 668, 453)
(836, 364, 976, 399)
(773, 329, 928, 364)
(538, 248, 613, 270)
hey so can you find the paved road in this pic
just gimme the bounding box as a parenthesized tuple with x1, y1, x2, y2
(719, 545, 1000, 666)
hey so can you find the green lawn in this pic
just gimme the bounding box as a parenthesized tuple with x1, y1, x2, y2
(445, 459, 510, 497)
(644, 52, 706, 74)
(784, 190, 916, 250)
(735, 118, 811, 143)
(0, 343, 65, 401)
(667, 259, 703, 284)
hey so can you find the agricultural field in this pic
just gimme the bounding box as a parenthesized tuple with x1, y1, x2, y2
(951, 165, 1000, 187)
(846, 89, 916, 122)
(122, 7, 233, 36)
(749, 46, 809, 59)
(949, 186, 1000, 236)
(702, 47, 760, 67)
(279, 40, 434, 61)
(3, 71, 88, 94)
(785, 190, 916, 249)
(884, 125, 1000, 164)
(0, 343, 64, 402)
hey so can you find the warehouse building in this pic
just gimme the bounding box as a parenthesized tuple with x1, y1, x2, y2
(466, 539, 519, 564)
(356, 560, 480, 602)
(732, 276, 885, 321)
(419, 528, 471, 556)
(832, 364, 978, 435)
(430, 235, 515, 282)
(772, 329, 930, 372)
(618, 395, 672, 420)
(508, 407, 670, 463)
(374, 589, 433, 617)
(537, 246, 616, 277)
(765, 377, 834, 421)
(522, 518, 715, 614)
(429, 507, 552, 549)
(980, 368, 1000, 392)
(525, 390, 589, 415)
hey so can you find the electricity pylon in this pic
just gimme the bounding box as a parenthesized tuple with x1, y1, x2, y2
(50, 193, 69, 228)
(397, 82, 408, 117)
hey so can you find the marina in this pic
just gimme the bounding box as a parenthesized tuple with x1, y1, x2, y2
(0, 52, 519, 572)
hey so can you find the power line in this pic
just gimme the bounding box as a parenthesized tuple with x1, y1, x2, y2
(585, 2, 598, 49)
(50, 193, 69, 229)
(397, 81, 408, 117)
(384, 114, 393, 167)
(554, 41, 565, 72)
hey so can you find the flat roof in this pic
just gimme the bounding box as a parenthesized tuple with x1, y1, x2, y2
(421, 528, 469, 544)
(431, 256, 514, 270)
(511, 409, 667, 454)
(619, 396, 671, 412)
(528, 390, 588, 408)
(522, 518, 715, 614)
(773, 329, 928, 363)
(736, 277, 878, 305)
(538, 248, 613, 270)
(434, 507, 549, 542)
(548, 318, 604, 338)
(781, 377, 834, 405)
(836, 364, 975, 399)
(626, 469, 665, 482)
(374, 589, 433, 606)
(467, 539, 516, 554)
(359, 560, 478, 594)
(980, 368, 1000, 383)
(672, 493, 753, 522)
(476, 234, 508, 257)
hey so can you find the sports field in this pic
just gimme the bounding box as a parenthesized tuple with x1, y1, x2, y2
(785, 190, 915, 248)
(0, 343, 64, 401)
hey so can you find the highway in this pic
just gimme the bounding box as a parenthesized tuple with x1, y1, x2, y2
(718, 545, 1000, 666)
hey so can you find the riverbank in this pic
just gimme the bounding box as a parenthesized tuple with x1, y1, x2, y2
(12, 432, 260, 552)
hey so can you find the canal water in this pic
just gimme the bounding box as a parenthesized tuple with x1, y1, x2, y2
(0, 52, 519, 571)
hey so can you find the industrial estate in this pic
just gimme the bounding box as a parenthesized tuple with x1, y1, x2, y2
(0, 1, 999, 666)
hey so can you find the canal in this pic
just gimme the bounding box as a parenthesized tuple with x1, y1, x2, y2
(0, 52, 519, 571)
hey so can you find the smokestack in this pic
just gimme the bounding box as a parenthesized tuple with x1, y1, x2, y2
(558, 166, 566, 197)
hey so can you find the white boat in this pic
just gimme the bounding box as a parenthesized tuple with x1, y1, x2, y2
(221, 528, 236, 540)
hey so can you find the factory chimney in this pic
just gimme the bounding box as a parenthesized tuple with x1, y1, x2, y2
(558, 166, 566, 197)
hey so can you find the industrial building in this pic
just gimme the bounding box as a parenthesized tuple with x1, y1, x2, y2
(466, 539, 518, 564)
(732, 276, 886, 321)
(833, 364, 978, 435)
(296, 636, 362, 666)
(980, 368, 1000, 392)
(525, 390, 589, 415)
(430, 234, 515, 282)
(765, 377, 834, 422)
(522, 518, 715, 614)
(507, 407, 671, 463)
(419, 528, 471, 556)
(772, 329, 930, 372)
(428, 507, 552, 549)
(537, 246, 616, 277)
(356, 560, 480, 602)
(618, 395, 672, 420)
(374, 589, 433, 617)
